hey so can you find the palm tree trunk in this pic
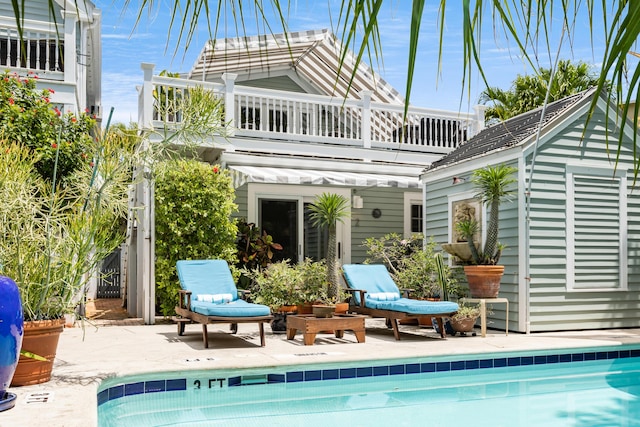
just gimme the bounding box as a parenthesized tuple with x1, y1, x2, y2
(326, 225, 339, 300)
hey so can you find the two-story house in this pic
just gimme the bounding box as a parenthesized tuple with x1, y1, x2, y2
(130, 29, 485, 322)
(0, 0, 101, 117)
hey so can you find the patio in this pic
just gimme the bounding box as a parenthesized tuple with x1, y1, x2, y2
(5, 301, 640, 426)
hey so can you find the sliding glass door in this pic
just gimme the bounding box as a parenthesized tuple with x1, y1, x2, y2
(254, 188, 348, 264)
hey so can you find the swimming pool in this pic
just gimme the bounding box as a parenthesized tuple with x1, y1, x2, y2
(98, 345, 640, 426)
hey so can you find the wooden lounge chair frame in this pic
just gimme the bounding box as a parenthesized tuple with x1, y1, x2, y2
(344, 286, 457, 340)
(175, 289, 273, 348)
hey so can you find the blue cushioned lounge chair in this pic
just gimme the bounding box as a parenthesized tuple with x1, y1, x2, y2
(342, 264, 459, 340)
(175, 259, 273, 348)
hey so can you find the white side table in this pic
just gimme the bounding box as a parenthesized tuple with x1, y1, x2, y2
(460, 297, 509, 337)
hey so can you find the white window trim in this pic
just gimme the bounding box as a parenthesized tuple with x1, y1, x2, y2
(565, 165, 627, 292)
(403, 192, 423, 238)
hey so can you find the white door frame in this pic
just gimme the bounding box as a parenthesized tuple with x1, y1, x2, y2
(247, 184, 352, 264)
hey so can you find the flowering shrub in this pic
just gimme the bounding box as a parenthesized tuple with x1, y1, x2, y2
(0, 71, 95, 185)
(154, 159, 238, 316)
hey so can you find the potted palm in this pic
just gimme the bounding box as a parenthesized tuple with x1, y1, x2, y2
(308, 192, 350, 317)
(447, 164, 517, 298)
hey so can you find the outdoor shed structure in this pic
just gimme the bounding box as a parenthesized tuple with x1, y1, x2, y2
(421, 87, 640, 333)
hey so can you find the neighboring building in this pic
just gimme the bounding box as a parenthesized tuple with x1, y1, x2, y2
(131, 29, 485, 322)
(0, 0, 101, 117)
(422, 88, 640, 333)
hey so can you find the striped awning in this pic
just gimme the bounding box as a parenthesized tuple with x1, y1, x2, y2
(228, 165, 419, 189)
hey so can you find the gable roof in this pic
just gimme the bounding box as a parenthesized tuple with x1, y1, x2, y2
(425, 88, 598, 172)
(188, 29, 404, 104)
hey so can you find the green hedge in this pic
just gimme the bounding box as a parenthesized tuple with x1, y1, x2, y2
(154, 160, 238, 316)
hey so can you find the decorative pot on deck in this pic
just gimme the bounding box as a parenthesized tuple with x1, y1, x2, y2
(0, 276, 23, 411)
(11, 318, 65, 386)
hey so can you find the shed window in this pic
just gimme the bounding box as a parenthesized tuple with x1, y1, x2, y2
(566, 169, 627, 291)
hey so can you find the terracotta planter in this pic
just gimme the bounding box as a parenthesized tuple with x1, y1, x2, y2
(451, 316, 478, 333)
(276, 305, 298, 314)
(334, 302, 349, 314)
(11, 318, 65, 387)
(464, 265, 505, 298)
(297, 303, 314, 315)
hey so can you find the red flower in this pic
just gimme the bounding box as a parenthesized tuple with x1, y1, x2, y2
(89, 162, 94, 167)
(51, 143, 57, 149)
(48, 88, 55, 94)
(8, 98, 14, 105)
(54, 107, 61, 116)
(212, 166, 219, 173)
(71, 117, 77, 123)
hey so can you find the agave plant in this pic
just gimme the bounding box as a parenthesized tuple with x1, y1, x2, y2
(307, 192, 349, 301)
(455, 164, 517, 265)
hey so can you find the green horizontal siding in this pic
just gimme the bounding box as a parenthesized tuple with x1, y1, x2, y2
(526, 107, 640, 331)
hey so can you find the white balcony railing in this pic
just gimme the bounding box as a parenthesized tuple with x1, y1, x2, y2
(139, 64, 485, 152)
(0, 27, 64, 78)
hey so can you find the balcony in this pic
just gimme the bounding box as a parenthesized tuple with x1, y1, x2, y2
(139, 65, 485, 155)
(0, 26, 64, 79)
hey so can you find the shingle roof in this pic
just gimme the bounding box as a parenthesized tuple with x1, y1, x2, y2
(425, 88, 597, 172)
(188, 29, 404, 105)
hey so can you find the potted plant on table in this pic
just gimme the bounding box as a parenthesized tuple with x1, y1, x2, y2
(446, 164, 517, 298)
(308, 193, 350, 317)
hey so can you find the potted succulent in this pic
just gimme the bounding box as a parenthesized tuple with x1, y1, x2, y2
(446, 164, 517, 298)
(307, 192, 350, 316)
(449, 302, 482, 334)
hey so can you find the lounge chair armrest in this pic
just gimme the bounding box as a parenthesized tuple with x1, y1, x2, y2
(177, 289, 192, 309)
(344, 288, 367, 308)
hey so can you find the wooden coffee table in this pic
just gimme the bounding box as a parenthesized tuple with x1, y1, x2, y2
(286, 314, 366, 345)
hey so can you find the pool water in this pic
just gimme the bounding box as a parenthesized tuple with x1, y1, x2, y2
(98, 346, 640, 426)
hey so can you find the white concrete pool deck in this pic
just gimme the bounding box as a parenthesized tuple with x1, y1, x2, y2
(5, 318, 640, 427)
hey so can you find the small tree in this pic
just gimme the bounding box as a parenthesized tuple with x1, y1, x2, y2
(307, 192, 349, 301)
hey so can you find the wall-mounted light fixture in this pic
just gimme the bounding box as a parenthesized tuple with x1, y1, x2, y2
(452, 176, 466, 185)
(352, 195, 364, 209)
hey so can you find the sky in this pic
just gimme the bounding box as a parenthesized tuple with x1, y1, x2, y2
(94, 1, 612, 126)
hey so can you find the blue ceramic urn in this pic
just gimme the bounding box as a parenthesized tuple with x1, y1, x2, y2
(0, 276, 23, 405)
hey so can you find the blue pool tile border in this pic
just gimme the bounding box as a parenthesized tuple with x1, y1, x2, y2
(97, 346, 640, 406)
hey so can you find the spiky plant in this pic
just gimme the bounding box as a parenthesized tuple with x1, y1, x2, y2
(456, 164, 517, 265)
(307, 193, 349, 301)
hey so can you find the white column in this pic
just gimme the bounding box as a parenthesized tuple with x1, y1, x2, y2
(63, 10, 78, 114)
(140, 63, 155, 129)
(360, 90, 372, 149)
(473, 105, 486, 134)
(222, 73, 237, 136)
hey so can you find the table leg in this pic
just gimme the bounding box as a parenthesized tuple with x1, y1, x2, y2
(334, 329, 345, 339)
(286, 327, 297, 340)
(303, 332, 317, 345)
(353, 330, 366, 343)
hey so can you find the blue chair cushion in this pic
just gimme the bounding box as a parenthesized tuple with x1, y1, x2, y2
(176, 260, 239, 300)
(342, 264, 401, 305)
(364, 298, 459, 315)
(190, 299, 271, 317)
(176, 259, 271, 318)
(343, 263, 459, 314)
